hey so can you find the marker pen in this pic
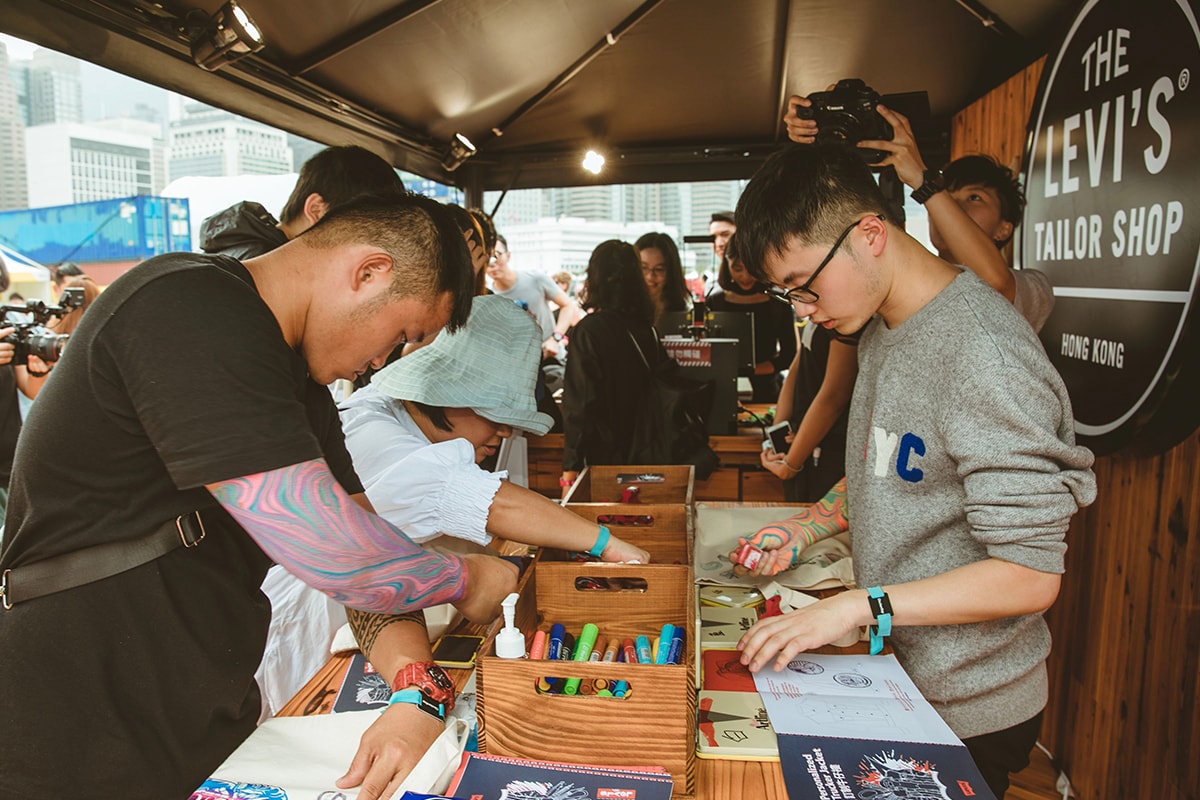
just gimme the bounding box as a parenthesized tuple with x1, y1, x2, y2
(612, 678, 629, 698)
(622, 638, 637, 664)
(667, 626, 685, 665)
(589, 635, 607, 662)
(650, 637, 660, 665)
(548, 630, 573, 694)
(547, 623, 566, 661)
(564, 624, 599, 695)
(655, 624, 675, 664)
(529, 630, 548, 660)
(635, 635, 653, 664)
(602, 639, 619, 662)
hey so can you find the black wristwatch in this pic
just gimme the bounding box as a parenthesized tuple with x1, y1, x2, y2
(910, 168, 945, 204)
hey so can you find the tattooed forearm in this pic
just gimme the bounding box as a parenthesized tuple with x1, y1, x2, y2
(209, 458, 468, 614)
(347, 607, 426, 658)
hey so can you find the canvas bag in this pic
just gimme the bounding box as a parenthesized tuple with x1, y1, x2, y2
(625, 329, 720, 479)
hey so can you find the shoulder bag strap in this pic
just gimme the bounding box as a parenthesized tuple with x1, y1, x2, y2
(1, 510, 207, 609)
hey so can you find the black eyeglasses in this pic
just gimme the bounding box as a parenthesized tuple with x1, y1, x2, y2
(763, 214, 884, 306)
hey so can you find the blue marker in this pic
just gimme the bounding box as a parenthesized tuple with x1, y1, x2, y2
(655, 624, 675, 664)
(612, 678, 629, 698)
(667, 626, 685, 665)
(547, 623, 566, 661)
(634, 635, 653, 664)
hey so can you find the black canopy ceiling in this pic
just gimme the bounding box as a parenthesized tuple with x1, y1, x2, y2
(0, 0, 1076, 191)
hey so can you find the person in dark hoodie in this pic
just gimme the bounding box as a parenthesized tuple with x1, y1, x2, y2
(199, 145, 406, 259)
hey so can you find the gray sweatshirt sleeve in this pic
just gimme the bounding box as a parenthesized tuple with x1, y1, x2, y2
(940, 360, 1097, 573)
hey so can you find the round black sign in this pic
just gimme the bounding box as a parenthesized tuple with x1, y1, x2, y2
(1021, 0, 1200, 455)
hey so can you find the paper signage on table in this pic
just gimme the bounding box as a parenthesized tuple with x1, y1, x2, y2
(753, 653, 997, 800)
(694, 504, 855, 591)
(332, 651, 392, 713)
(447, 752, 674, 800)
(697, 690, 779, 761)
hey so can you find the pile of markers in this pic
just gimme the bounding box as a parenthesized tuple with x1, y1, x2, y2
(529, 622, 686, 698)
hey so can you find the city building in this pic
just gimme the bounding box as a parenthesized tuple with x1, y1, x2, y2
(499, 217, 676, 277)
(0, 42, 28, 210)
(25, 122, 159, 208)
(27, 47, 82, 126)
(168, 102, 293, 180)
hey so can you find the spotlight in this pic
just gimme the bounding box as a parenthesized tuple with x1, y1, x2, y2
(582, 150, 605, 175)
(190, 0, 265, 72)
(441, 133, 477, 172)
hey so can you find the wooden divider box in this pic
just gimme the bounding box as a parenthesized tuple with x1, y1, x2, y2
(563, 464, 695, 505)
(476, 560, 698, 798)
(562, 464, 695, 564)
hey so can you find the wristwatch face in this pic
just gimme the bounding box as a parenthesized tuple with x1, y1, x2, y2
(400, 662, 454, 705)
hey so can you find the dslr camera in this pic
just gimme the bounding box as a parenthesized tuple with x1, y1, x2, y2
(796, 78, 894, 163)
(0, 286, 85, 366)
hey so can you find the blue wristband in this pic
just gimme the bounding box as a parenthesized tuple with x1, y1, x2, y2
(588, 525, 611, 558)
(867, 586, 893, 656)
(386, 689, 446, 720)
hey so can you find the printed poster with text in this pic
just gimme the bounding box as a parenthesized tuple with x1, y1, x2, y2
(754, 654, 996, 800)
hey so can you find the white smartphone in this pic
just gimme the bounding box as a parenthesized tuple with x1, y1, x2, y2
(764, 421, 792, 454)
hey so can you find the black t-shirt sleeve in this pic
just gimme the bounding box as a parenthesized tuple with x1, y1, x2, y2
(91, 266, 322, 490)
(305, 380, 364, 494)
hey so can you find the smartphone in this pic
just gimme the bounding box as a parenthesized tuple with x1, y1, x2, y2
(765, 421, 792, 454)
(431, 634, 485, 668)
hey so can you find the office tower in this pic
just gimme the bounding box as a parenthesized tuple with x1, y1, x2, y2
(28, 48, 82, 125)
(0, 42, 29, 210)
(25, 122, 155, 207)
(168, 102, 292, 179)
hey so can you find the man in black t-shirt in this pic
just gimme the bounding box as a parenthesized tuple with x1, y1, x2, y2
(0, 194, 516, 799)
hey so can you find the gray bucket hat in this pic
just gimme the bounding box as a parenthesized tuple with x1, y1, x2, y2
(371, 294, 555, 435)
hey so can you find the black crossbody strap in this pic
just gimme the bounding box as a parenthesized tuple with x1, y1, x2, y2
(1, 511, 206, 609)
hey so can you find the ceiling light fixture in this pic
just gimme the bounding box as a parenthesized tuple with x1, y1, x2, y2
(441, 133, 477, 172)
(582, 150, 605, 175)
(190, 0, 265, 72)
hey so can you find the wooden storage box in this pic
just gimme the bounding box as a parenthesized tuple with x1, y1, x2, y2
(562, 464, 695, 564)
(563, 464, 695, 505)
(476, 560, 698, 797)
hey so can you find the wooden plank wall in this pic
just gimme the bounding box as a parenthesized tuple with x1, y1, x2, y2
(952, 59, 1200, 800)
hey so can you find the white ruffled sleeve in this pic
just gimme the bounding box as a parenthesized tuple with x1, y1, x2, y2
(340, 387, 504, 545)
(361, 438, 503, 545)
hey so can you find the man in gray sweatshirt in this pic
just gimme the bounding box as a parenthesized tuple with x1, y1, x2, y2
(734, 143, 1096, 798)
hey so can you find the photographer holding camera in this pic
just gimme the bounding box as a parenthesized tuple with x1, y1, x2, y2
(784, 82, 1053, 332)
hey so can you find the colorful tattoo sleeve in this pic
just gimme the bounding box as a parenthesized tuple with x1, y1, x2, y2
(745, 476, 849, 573)
(209, 459, 468, 614)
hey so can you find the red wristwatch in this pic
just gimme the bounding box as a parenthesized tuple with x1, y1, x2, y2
(391, 661, 455, 712)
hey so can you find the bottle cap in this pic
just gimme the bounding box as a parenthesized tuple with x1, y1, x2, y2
(496, 592, 525, 659)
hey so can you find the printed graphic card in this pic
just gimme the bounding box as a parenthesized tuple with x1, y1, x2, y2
(698, 605, 759, 649)
(754, 653, 996, 800)
(331, 651, 391, 713)
(700, 648, 758, 693)
(699, 584, 766, 609)
(697, 690, 780, 761)
(447, 752, 674, 800)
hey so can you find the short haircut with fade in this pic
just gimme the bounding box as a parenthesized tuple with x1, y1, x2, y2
(279, 145, 405, 225)
(735, 143, 889, 284)
(300, 192, 475, 331)
(711, 210, 736, 226)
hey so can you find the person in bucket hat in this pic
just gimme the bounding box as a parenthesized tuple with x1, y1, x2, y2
(340, 295, 648, 561)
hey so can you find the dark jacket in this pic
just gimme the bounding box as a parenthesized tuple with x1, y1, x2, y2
(199, 201, 288, 261)
(561, 309, 664, 471)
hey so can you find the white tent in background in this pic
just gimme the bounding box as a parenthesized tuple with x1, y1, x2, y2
(0, 242, 54, 301)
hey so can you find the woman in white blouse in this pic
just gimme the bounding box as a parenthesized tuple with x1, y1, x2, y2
(339, 294, 648, 564)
